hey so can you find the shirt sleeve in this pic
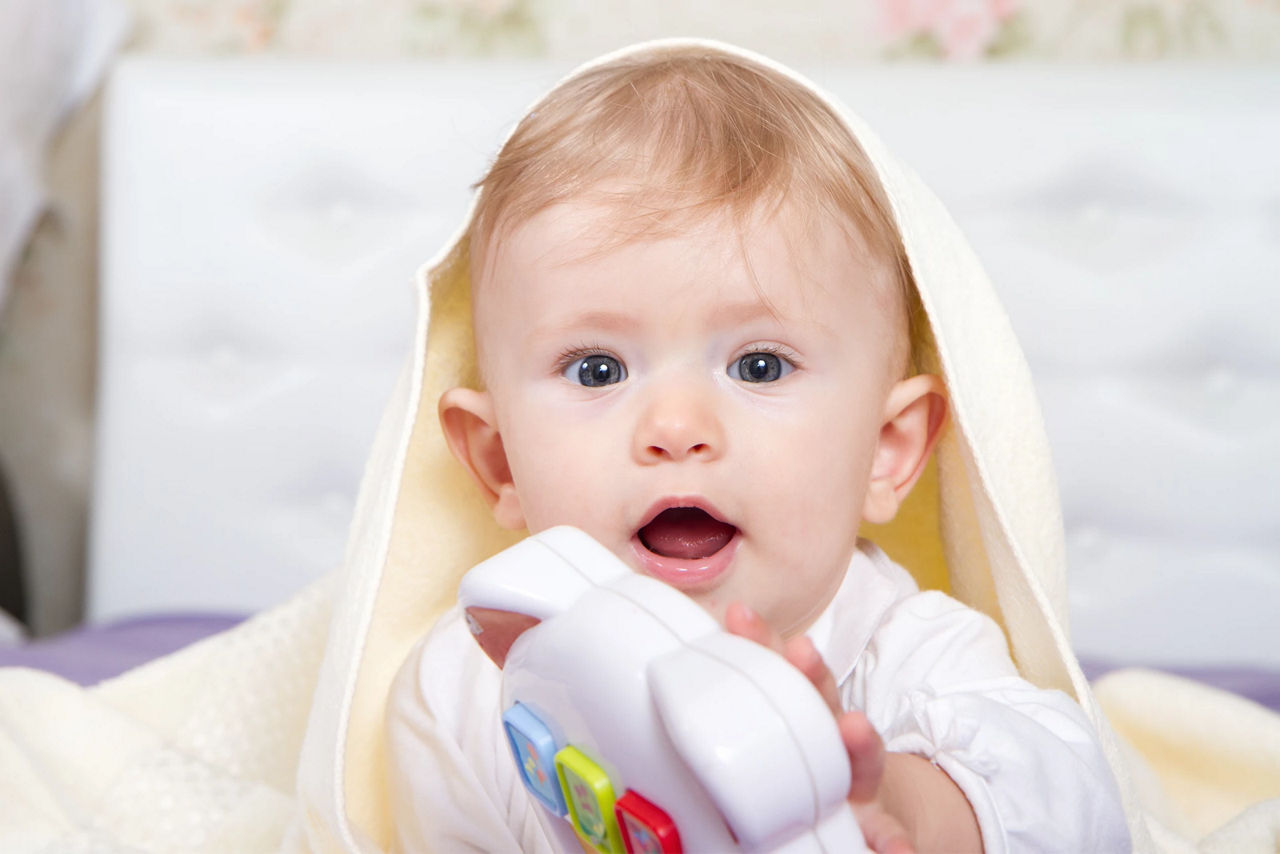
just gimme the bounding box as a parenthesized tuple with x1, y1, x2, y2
(384, 606, 558, 854)
(844, 590, 1131, 854)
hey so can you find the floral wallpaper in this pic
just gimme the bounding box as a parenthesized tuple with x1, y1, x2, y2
(119, 0, 1280, 61)
(875, 0, 1280, 60)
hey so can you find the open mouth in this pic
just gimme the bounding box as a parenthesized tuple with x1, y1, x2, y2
(637, 507, 738, 560)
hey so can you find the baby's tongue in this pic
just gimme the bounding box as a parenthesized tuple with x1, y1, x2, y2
(639, 507, 736, 560)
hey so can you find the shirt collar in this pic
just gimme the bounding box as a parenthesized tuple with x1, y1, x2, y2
(804, 539, 917, 687)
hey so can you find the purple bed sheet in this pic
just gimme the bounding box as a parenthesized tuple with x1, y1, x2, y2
(0, 613, 245, 686)
(0, 615, 1278, 715)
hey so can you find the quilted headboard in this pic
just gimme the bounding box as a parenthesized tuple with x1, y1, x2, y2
(94, 60, 1280, 670)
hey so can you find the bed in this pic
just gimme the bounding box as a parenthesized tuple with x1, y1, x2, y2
(2, 59, 1277, 710)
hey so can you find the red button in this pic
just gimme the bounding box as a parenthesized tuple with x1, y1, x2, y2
(615, 790, 681, 854)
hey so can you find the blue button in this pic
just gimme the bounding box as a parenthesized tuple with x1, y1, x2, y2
(503, 703, 567, 815)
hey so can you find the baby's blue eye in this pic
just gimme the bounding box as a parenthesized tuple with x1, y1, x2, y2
(566, 354, 627, 387)
(731, 352, 793, 383)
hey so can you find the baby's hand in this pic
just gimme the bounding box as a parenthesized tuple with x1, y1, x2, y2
(724, 603, 916, 854)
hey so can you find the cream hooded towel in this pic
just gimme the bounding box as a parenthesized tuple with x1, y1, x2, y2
(1, 38, 1277, 854)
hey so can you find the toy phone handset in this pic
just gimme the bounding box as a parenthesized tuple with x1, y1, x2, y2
(459, 526, 867, 854)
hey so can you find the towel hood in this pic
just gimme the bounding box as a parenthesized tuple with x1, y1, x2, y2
(294, 38, 1154, 853)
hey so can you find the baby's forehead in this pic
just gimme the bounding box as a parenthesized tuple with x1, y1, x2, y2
(476, 191, 889, 294)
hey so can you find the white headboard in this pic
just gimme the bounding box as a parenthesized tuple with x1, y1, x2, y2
(94, 60, 1280, 669)
(94, 61, 562, 622)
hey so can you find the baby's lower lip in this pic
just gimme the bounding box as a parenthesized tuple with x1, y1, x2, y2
(629, 532, 739, 592)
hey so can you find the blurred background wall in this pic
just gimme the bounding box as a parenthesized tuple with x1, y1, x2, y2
(95, 0, 1280, 61)
(2, 0, 1279, 636)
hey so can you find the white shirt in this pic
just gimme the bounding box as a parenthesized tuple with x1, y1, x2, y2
(385, 541, 1130, 853)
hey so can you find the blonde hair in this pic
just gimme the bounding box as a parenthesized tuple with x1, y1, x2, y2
(469, 44, 922, 369)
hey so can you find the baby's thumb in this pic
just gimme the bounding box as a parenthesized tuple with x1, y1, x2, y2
(782, 634, 841, 717)
(839, 710, 885, 803)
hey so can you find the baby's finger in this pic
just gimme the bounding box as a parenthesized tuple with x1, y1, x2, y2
(853, 803, 915, 854)
(724, 602, 786, 656)
(782, 634, 841, 717)
(839, 710, 886, 803)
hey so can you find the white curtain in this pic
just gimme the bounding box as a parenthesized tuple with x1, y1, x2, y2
(0, 0, 129, 310)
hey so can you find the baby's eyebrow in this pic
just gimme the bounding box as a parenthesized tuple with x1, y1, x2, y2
(711, 299, 837, 338)
(713, 300, 786, 328)
(534, 310, 636, 336)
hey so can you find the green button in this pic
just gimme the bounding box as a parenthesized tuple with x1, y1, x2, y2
(555, 745, 624, 853)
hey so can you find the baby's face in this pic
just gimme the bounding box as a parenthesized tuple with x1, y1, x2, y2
(467, 198, 906, 637)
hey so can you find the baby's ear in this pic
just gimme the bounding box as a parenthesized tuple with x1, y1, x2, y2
(862, 374, 948, 525)
(438, 388, 526, 530)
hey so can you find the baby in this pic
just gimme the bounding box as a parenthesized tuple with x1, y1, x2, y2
(386, 43, 1129, 853)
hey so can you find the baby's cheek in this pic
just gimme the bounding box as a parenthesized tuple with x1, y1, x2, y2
(516, 459, 612, 534)
(771, 453, 863, 523)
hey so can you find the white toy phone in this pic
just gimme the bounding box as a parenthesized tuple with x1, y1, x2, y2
(458, 526, 867, 854)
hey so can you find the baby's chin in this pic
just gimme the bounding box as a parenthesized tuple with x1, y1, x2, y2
(572, 523, 815, 634)
(617, 545, 816, 641)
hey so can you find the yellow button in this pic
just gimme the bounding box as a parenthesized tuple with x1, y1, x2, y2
(555, 746, 624, 854)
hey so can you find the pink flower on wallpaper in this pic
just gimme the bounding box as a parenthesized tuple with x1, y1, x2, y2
(880, 0, 1020, 60)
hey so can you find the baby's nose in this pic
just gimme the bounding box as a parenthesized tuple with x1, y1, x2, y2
(632, 389, 725, 464)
